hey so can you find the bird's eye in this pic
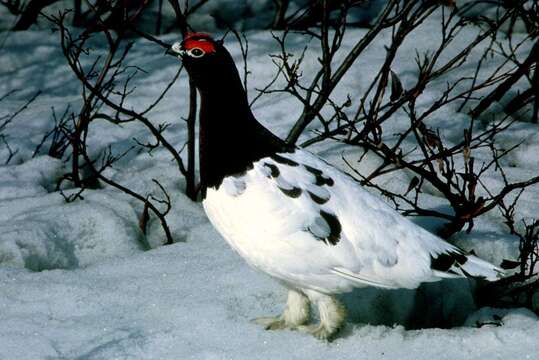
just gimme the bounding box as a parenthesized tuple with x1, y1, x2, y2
(189, 48, 205, 58)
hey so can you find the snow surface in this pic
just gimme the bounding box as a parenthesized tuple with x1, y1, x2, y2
(1, 6, 538, 360)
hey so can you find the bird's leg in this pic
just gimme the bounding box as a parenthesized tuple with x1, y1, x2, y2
(253, 289, 310, 330)
(298, 291, 346, 341)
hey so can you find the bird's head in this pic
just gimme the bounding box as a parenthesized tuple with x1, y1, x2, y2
(168, 32, 218, 60)
(167, 33, 236, 92)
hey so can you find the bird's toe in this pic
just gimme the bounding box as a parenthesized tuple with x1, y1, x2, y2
(251, 316, 288, 330)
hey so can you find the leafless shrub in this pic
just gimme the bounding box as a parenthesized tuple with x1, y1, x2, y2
(0, 89, 40, 164)
(32, 105, 72, 159)
(271, 0, 290, 29)
(259, 0, 536, 236)
(41, 2, 198, 244)
(478, 193, 539, 309)
(0, 90, 41, 133)
(0, 134, 18, 165)
(1, 0, 209, 244)
(1, 0, 152, 31)
(0, 0, 58, 30)
(253, 0, 539, 309)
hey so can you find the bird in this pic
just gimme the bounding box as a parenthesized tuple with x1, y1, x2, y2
(168, 33, 503, 340)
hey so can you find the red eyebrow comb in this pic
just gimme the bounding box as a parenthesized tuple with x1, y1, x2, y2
(182, 33, 216, 53)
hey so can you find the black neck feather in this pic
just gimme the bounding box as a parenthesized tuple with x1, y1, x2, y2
(195, 51, 291, 194)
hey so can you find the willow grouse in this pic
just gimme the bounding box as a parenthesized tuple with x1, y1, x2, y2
(168, 33, 503, 340)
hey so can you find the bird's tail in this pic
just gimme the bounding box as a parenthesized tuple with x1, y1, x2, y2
(431, 249, 504, 281)
(459, 254, 504, 281)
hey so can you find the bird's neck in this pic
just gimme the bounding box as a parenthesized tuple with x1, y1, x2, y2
(198, 82, 289, 194)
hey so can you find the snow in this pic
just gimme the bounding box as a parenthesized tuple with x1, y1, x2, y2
(0, 188, 144, 270)
(1, 231, 538, 359)
(1, 5, 538, 360)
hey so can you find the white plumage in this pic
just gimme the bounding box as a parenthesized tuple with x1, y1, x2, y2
(203, 148, 502, 339)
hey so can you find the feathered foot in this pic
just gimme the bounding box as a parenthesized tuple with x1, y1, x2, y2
(298, 291, 346, 341)
(252, 289, 310, 330)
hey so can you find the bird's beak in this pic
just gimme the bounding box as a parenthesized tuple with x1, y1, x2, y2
(166, 42, 186, 58)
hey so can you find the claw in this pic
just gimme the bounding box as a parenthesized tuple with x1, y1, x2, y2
(298, 324, 334, 341)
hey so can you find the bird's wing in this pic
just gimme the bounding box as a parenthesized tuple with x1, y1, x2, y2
(211, 149, 502, 291)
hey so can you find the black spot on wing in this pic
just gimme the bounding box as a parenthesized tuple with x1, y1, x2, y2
(319, 210, 341, 246)
(278, 186, 302, 198)
(454, 252, 468, 265)
(430, 250, 468, 272)
(271, 154, 299, 167)
(304, 164, 323, 176)
(304, 165, 334, 187)
(308, 190, 329, 204)
(317, 175, 334, 187)
(263, 163, 280, 178)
